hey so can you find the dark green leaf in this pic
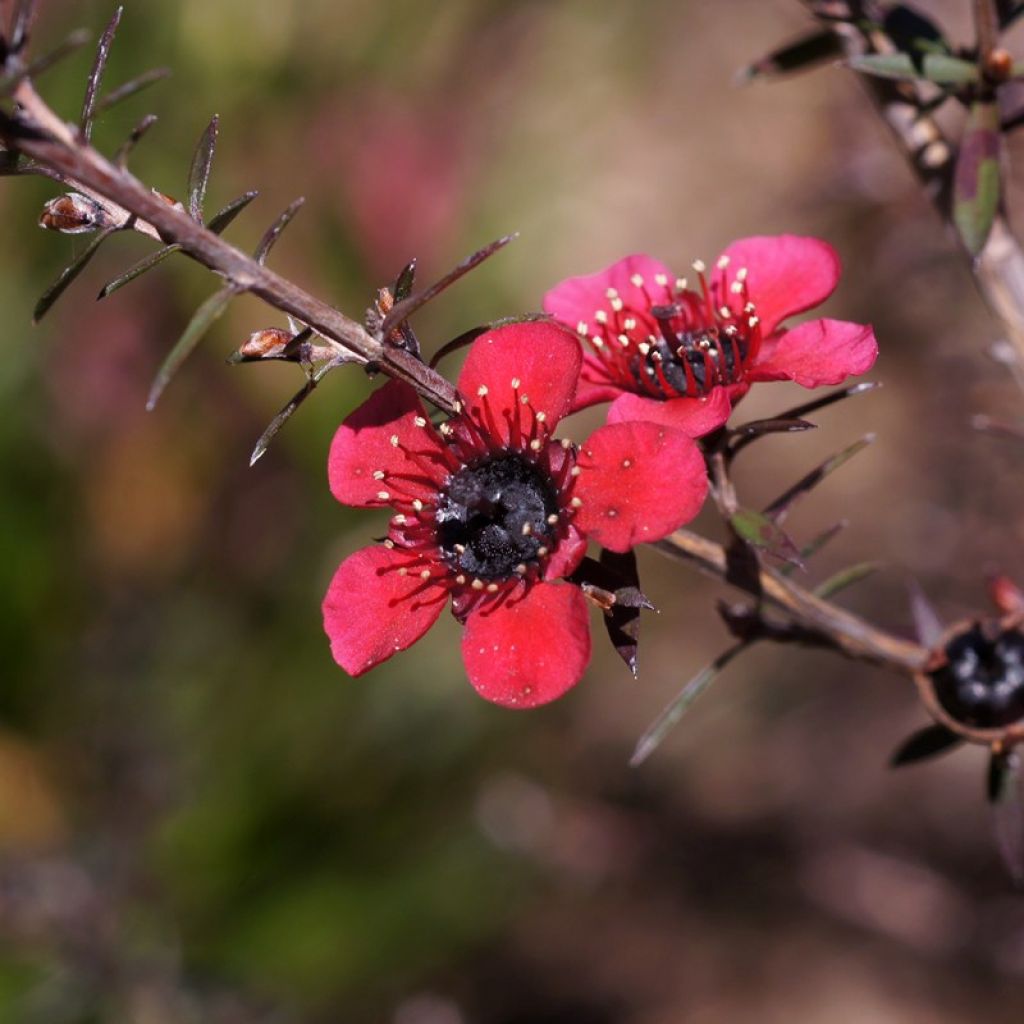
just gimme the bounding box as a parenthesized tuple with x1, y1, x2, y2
(849, 52, 978, 84)
(737, 28, 842, 83)
(80, 6, 122, 141)
(97, 244, 180, 299)
(146, 287, 234, 409)
(954, 99, 1001, 256)
(206, 190, 258, 233)
(393, 258, 417, 301)
(254, 197, 305, 264)
(33, 228, 116, 322)
(631, 643, 747, 766)
(884, 5, 949, 52)
(890, 723, 962, 766)
(249, 368, 331, 466)
(730, 507, 804, 568)
(114, 113, 158, 165)
(765, 381, 880, 424)
(96, 66, 170, 113)
(763, 435, 875, 524)
(779, 520, 848, 578)
(187, 115, 218, 222)
(379, 234, 518, 338)
(814, 561, 882, 599)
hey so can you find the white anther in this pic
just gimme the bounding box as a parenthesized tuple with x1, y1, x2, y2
(622, 458, 632, 468)
(576, 321, 589, 336)
(452, 400, 463, 413)
(420, 569, 431, 580)
(477, 385, 488, 397)
(393, 514, 407, 526)
(529, 439, 542, 451)
(439, 422, 453, 436)
(638, 342, 651, 355)
(716, 255, 730, 269)
(623, 317, 636, 330)
(654, 273, 668, 287)
(618, 334, 630, 347)
(520, 394, 531, 405)
(675, 277, 688, 292)
(591, 336, 604, 348)
(398, 567, 408, 576)
(629, 273, 644, 287)
(372, 470, 386, 481)
(570, 466, 581, 477)
(692, 259, 706, 274)
(377, 491, 391, 501)
(610, 297, 624, 312)
(511, 377, 521, 388)
(522, 523, 533, 536)
(536, 547, 548, 558)
(546, 513, 559, 525)
(719, 306, 732, 319)
(515, 563, 528, 575)
(412, 499, 424, 512)
(456, 574, 466, 585)
(454, 543, 466, 554)
(748, 316, 759, 328)
(383, 539, 395, 549)
(560, 438, 572, 450)
(535, 411, 547, 423)
(729, 281, 744, 294)
(486, 583, 499, 593)
(594, 310, 608, 324)
(744, 302, 756, 314)
(605, 287, 619, 299)
(389, 434, 400, 447)
(414, 416, 427, 427)
(571, 497, 582, 508)
(736, 267, 748, 282)
(472, 579, 485, 591)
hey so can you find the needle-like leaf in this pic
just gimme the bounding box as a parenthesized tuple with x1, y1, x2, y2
(249, 368, 331, 466)
(0, 27, 90, 97)
(114, 113, 158, 165)
(814, 561, 882, 599)
(80, 5, 122, 141)
(33, 227, 115, 322)
(187, 114, 218, 222)
(890, 723, 962, 767)
(254, 197, 305, 264)
(146, 286, 234, 409)
(737, 28, 842, 83)
(98, 244, 179, 299)
(96, 66, 170, 113)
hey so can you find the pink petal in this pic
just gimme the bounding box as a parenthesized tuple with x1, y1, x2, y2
(328, 380, 448, 508)
(543, 254, 675, 335)
(457, 320, 582, 441)
(462, 582, 591, 708)
(750, 318, 878, 388)
(571, 353, 628, 411)
(713, 235, 841, 335)
(572, 422, 708, 552)
(606, 388, 731, 438)
(322, 545, 446, 675)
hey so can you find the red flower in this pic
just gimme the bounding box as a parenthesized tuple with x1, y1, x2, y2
(322, 321, 708, 708)
(542, 235, 878, 433)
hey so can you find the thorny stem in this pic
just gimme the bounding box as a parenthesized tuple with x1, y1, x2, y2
(1, 78, 460, 415)
(654, 529, 929, 672)
(810, 0, 1024, 385)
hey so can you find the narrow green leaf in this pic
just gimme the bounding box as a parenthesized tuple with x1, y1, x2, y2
(814, 561, 882, 599)
(206, 190, 258, 233)
(849, 52, 978, 85)
(631, 643, 747, 766)
(954, 99, 1001, 256)
(33, 228, 116, 322)
(80, 5, 122, 141)
(779, 521, 848, 578)
(249, 366, 332, 465)
(114, 113, 158, 165)
(730, 507, 803, 568)
(763, 435, 875, 524)
(98, 244, 180, 299)
(96, 66, 170, 113)
(737, 28, 842, 83)
(187, 115, 218, 222)
(254, 197, 305, 264)
(146, 287, 234, 409)
(393, 258, 417, 301)
(890, 723, 962, 766)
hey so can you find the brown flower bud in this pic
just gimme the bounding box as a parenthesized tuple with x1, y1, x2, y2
(39, 193, 109, 234)
(150, 188, 186, 213)
(985, 48, 1014, 84)
(239, 327, 294, 360)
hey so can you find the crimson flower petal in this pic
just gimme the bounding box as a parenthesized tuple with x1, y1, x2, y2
(750, 318, 878, 387)
(323, 545, 446, 675)
(713, 235, 841, 335)
(573, 422, 708, 552)
(606, 388, 731, 437)
(462, 582, 591, 708)
(457, 320, 581, 441)
(543, 253, 674, 336)
(328, 380, 448, 508)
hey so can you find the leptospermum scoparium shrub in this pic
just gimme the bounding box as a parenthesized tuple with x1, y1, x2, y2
(322, 320, 710, 707)
(543, 235, 878, 431)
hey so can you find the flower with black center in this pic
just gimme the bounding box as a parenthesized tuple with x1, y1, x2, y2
(322, 321, 708, 707)
(542, 235, 878, 433)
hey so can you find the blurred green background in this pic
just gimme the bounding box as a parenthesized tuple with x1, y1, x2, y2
(3, 1, 1024, 1021)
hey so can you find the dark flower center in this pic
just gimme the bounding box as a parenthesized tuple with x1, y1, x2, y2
(930, 624, 1024, 728)
(435, 453, 560, 580)
(631, 324, 749, 398)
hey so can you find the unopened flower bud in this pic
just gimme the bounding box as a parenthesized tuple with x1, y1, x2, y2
(990, 575, 1024, 615)
(150, 188, 186, 213)
(39, 193, 108, 234)
(238, 327, 294, 360)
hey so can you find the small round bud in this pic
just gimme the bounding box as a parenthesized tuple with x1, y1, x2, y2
(39, 193, 108, 234)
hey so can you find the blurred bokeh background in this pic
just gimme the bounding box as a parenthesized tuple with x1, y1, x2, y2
(3, 0, 1024, 1020)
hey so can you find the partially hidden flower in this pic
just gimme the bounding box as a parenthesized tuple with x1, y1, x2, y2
(322, 321, 708, 708)
(543, 235, 878, 433)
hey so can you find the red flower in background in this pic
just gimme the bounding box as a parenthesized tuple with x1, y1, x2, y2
(543, 235, 878, 433)
(322, 321, 708, 708)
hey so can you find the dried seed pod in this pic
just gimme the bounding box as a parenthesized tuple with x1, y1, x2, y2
(39, 192, 110, 234)
(914, 614, 1024, 746)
